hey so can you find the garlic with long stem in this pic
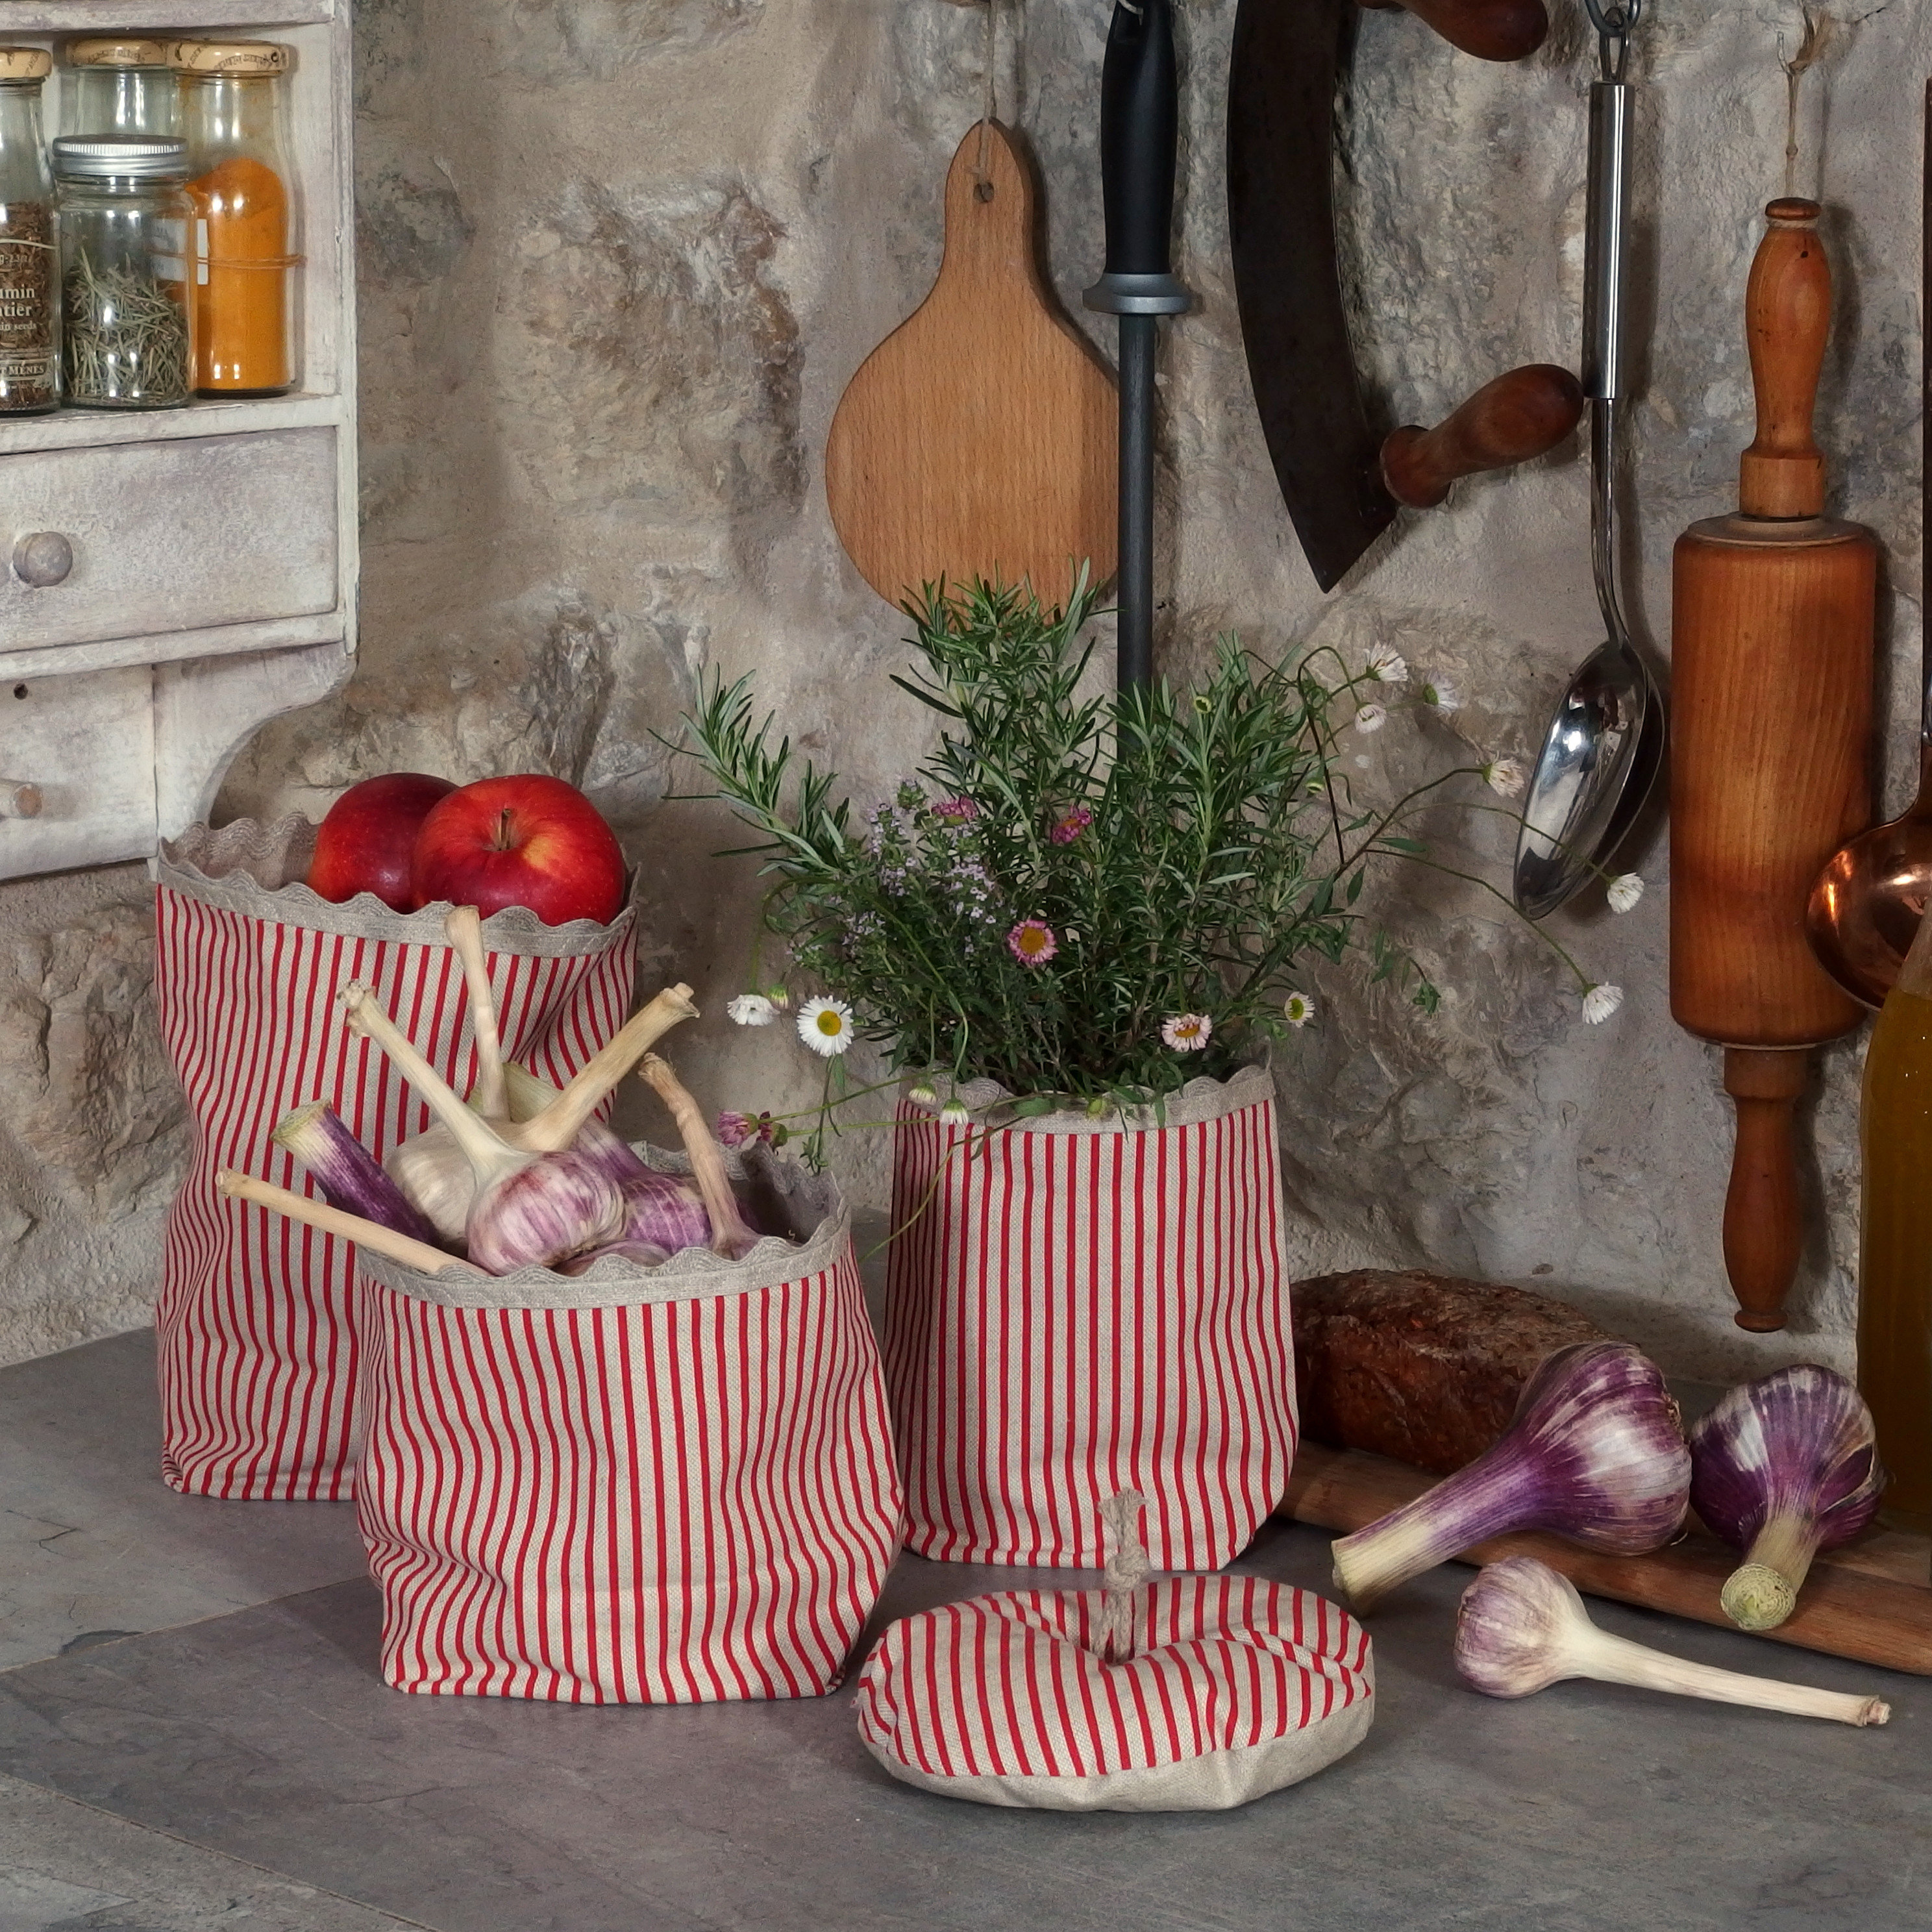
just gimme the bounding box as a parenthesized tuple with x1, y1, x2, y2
(1331, 1342, 1689, 1611)
(443, 905, 506, 1121)
(1689, 1366, 1885, 1632)
(1455, 1556, 1889, 1727)
(271, 1101, 441, 1249)
(217, 1169, 476, 1278)
(639, 1052, 760, 1259)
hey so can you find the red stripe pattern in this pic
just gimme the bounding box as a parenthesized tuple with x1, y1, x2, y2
(883, 1082, 1297, 1568)
(354, 1235, 902, 1702)
(856, 1578, 1373, 1807)
(153, 881, 637, 1501)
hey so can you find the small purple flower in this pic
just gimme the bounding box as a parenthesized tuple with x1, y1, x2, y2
(933, 795, 979, 824)
(1050, 805, 1094, 846)
(1008, 919, 1058, 967)
(717, 1111, 754, 1149)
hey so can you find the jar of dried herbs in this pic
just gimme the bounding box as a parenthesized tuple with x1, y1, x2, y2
(53, 136, 193, 409)
(0, 47, 58, 415)
(64, 39, 182, 140)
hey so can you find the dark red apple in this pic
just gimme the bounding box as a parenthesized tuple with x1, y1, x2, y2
(308, 772, 456, 911)
(409, 774, 627, 926)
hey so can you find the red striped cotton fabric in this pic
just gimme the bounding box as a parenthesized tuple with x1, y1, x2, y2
(857, 1576, 1372, 1779)
(883, 1071, 1296, 1569)
(153, 877, 636, 1501)
(355, 1236, 902, 1702)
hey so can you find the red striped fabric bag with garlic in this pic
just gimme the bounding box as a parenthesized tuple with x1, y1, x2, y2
(884, 1062, 1296, 1569)
(353, 1153, 902, 1702)
(857, 1575, 1374, 1810)
(153, 817, 637, 1502)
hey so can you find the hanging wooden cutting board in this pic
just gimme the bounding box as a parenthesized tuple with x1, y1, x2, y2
(826, 121, 1117, 610)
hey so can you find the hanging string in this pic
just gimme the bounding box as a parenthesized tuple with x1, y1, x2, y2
(972, 0, 998, 200)
(1779, 8, 1833, 200)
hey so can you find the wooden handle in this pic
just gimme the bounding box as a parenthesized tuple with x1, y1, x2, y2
(1721, 1048, 1809, 1331)
(1355, 0, 1548, 61)
(1740, 199, 1830, 519)
(1379, 363, 1583, 510)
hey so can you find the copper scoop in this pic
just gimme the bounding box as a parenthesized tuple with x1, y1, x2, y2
(1805, 80, 1932, 1013)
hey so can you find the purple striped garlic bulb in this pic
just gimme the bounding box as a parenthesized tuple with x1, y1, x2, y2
(1688, 1366, 1885, 1632)
(1331, 1341, 1690, 1611)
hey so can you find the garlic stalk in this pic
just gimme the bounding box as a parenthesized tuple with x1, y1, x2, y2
(1455, 1556, 1890, 1728)
(639, 1052, 760, 1259)
(443, 905, 506, 1121)
(1331, 1341, 1690, 1611)
(271, 1101, 441, 1249)
(218, 1169, 476, 1278)
(1689, 1367, 1886, 1632)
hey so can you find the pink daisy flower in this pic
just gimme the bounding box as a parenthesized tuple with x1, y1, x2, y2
(717, 1111, 754, 1148)
(1050, 804, 1093, 845)
(1161, 1013, 1213, 1052)
(933, 795, 978, 823)
(1007, 919, 1058, 967)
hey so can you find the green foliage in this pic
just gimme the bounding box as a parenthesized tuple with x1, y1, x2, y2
(679, 575, 1443, 1107)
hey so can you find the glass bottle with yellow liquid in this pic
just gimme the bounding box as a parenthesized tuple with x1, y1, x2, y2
(1858, 898, 1932, 1533)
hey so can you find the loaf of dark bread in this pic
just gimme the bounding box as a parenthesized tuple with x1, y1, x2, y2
(1293, 1270, 1609, 1475)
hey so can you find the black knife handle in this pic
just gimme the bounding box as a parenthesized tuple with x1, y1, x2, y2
(1100, 0, 1179, 277)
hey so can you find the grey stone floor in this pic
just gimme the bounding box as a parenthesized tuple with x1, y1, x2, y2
(1, 1330, 1926, 1932)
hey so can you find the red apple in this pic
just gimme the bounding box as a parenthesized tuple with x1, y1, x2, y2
(409, 774, 627, 926)
(308, 772, 456, 911)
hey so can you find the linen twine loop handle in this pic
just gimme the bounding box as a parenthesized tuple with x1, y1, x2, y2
(971, 0, 998, 201)
(1096, 1489, 1153, 1663)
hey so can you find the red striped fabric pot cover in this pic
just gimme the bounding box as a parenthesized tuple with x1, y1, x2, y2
(884, 1063, 1297, 1568)
(857, 1575, 1373, 1810)
(353, 1152, 902, 1703)
(153, 817, 637, 1502)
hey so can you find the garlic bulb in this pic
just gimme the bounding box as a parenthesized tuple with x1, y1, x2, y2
(1331, 1341, 1690, 1611)
(1689, 1366, 1885, 1631)
(271, 1101, 441, 1249)
(1455, 1556, 1889, 1728)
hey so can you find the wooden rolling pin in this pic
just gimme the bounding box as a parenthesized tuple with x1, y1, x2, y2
(1670, 199, 1876, 1333)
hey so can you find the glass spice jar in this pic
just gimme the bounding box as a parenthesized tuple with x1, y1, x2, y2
(171, 39, 298, 397)
(53, 135, 193, 409)
(64, 39, 182, 140)
(0, 47, 58, 415)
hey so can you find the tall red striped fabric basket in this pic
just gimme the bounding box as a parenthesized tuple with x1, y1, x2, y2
(153, 819, 638, 1502)
(884, 1062, 1296, 1569)
(354, 1157, 902, 1703)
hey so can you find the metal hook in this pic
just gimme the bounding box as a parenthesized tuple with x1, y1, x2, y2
(1582, 0, 1642, 82)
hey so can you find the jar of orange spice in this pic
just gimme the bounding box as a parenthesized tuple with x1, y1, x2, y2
(169, 39, 299, 395)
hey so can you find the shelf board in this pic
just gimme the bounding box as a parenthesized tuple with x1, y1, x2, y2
(0, 390, 345, 456)
(0, 2, 334, 27)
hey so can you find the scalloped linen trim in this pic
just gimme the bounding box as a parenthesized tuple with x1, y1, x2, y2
(356, 1143, 848, 1312)
(156, 817, 636, 956)
(902, 1058, 1274, 1137)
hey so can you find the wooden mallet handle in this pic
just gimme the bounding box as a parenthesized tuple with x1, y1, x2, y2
(1721, 1049, 1810, 1333)
(1380, 364, 1584, 510)
(1356, 0, 1548, 63)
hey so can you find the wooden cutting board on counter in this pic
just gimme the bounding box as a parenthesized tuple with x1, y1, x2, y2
(1283, 1443, 1932, 1676)
(825, 120, 1117, 610)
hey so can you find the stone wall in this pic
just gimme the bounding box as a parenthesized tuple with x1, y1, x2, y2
(3, 0, 1927, 1378)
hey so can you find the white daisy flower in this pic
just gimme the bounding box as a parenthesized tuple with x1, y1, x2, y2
(938, 1101, 971, 1128)
(1422, 677, 1460, 712)
(1282, 991, 1316, 1028)
(1366, 649, 1408, 686)
(908, 1084, 938, 1106)
(797, 995, 854, 1056)
(1581, 983, 1624, 1025)
(766, 985, 792, 1011)
(727, 993, 776, 1027)
(1605, 873, 1644, 914)
(1483, 756, 1527, 799)
(1354, 702, 1388, 735)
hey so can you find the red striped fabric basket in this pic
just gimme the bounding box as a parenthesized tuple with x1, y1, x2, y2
(153, 817, 637, 1502)
(884, 1063, 1296, 1569)
(857, 1575, 1374, 1811)
(353, 1154, 902, 1703)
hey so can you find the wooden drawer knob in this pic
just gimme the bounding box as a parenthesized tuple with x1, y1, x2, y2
(0, 780, 42, 818)
(12, 531, 73, 588)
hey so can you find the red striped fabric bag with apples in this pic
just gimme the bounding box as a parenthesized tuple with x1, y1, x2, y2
(353, 1152, 902, 1702)
(884, 1062, 1297, 1569)
(153, 817, 637, 1502)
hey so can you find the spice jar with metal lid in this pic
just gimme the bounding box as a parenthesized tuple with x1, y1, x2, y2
(0, 48, 57, 415)
(64, 39, 181, 139)
(171, 39, 297, 396)
(54, 135, 193, 408)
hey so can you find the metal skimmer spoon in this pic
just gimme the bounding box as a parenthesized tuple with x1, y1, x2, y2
(1513, 0, 1663, 919)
